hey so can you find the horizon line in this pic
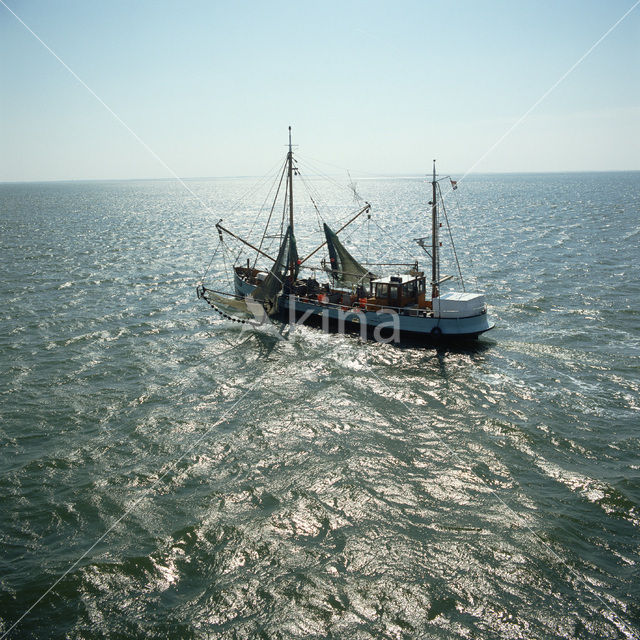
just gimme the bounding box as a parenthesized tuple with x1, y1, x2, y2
(2, 168, 640, 185)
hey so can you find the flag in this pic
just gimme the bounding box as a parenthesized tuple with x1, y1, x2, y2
(450, 179, 458, 190)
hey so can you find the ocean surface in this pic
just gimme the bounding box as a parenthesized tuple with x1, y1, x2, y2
(1, 170, 639, 639)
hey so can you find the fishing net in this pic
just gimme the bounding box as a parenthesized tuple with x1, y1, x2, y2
(324, 223, 375, 287)
(252, 225, 298, 316)
(200, 225, 298, 323)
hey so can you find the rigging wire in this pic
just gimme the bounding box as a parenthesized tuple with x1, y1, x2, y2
(294, 169, 321, 212)
(199, 157, 284, 282)
(340, 212, 370, 246)
(233, 157, 288, 266)
(245, 158, 287, 237)
(252, 159, 288, 270)
(294, 157, 372, 234)
(200, 235, 222, 283)
(443, 182, 480, 291)
(220, 239, 233, 290)
(297, 171, 325, 222)
(294, 161, 335, 224)
(294, 161, 377, 270)
(457, 191, 480, 292)
(296, 152, 387, 180)
(369, 216, 418, 265)
(222, 157, 284, 228)
(296, 155, 352, 193)
(437, 182, 465, 291)
(309, 191, 327, 241)
(295, 155, 364, 222)
(299, 157, 411, 275)
(295, 169, 333, 255)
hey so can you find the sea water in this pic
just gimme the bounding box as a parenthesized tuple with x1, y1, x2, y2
(0, 172, 638, 638)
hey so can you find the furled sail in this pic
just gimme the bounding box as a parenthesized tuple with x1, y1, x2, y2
(323, 223, 375, 287)
(252, 225, 298, 316)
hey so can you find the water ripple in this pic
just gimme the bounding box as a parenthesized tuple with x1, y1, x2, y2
(1, 174, 639, 638)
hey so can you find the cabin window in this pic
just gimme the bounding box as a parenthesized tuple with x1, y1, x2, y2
(418, 279, 425, 295)
(389, 285, 399, 300)
(376, 284, 389, 298)
(405, 280, 417, 298)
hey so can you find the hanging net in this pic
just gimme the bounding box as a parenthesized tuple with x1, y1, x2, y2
(252, 225, 298, 316)
(200, 289, 271, 326)
(200, 225, 298, 323)
(323, 223, 375, 287)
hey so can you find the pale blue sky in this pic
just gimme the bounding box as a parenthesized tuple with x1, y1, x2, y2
(1, 0, 639, 181)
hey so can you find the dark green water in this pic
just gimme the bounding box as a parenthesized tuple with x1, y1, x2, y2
(1, 172, 639, 639)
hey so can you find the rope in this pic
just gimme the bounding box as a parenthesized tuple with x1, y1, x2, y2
(221, 239, 234, 289)
(452, 185, 480, 291)
(199, 158, 284, 282)
(295, 169, 327, 242)
(200, 238, 222, 283)
(296, 152, 387, 180)
(296, 155, 352, 195)
(253, 159, 288, 270)
(441, 182, 480, 291)
(295, 155, 363, 225)
(295, 165, 327, 213)
(234, 157, 288, 266)
(369, 216, 417, 264)
(341, 212, 370, 246)
(437, 182, 465, 291)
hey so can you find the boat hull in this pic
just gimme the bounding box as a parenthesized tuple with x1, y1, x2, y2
(280, 296, 494, 342)
(234, 269, 259, 297)
(233, 272, 493, 342)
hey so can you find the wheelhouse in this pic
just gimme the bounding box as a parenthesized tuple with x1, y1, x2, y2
(371, 274, 427, 307)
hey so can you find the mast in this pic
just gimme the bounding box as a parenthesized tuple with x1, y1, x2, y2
(287, 126, 294, 233)
(286, 126, 295, 280)
(431, 159, 438, 298)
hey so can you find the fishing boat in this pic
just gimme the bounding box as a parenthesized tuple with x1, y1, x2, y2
(197, 128, 494, 343)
